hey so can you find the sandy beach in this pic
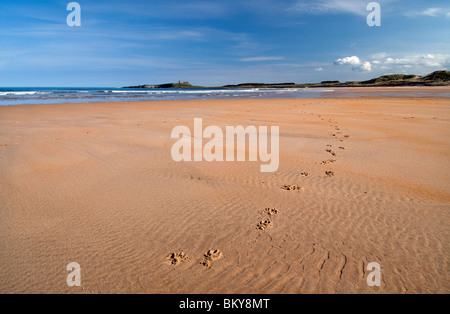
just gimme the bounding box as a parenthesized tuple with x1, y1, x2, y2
(0, 94, 449, 294)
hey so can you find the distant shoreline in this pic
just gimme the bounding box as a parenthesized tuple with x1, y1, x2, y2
(124, 71, 450, 89)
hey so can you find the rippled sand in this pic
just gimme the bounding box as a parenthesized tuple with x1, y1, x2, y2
(0, 94, 449, 294)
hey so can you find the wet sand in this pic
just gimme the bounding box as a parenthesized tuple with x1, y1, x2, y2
(0, 95, 449, 294)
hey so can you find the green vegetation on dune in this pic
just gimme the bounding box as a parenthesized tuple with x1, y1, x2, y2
(421, 70, 450, 82)
(361, 74, 417, 85)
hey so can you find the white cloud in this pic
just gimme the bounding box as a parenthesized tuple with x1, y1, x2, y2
(239, 56, 285, 62)
(335, 56, 362, 66)
(360, 61, 372, 72)
(366, 53, 450, 74)
(423, 8, 440, 17)
(156, 30, 205, 40)
(383, 54, 450, 68)
(315, 67, 324, 71)
(370, 52, 389, 60)
(291, 0, 372, 16)
(405, 7, 450, 18)
(334, 56, 372, 72)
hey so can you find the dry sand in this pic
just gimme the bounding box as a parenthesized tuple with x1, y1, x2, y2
(0, 94, 449, 294)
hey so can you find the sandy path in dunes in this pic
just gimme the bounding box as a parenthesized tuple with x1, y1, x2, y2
(0, 97, 449, 294)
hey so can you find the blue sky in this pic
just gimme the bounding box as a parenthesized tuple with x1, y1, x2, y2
(0, 0, 449, 87)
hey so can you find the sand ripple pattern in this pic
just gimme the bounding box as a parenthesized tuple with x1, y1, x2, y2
(0, 98, 449, 293)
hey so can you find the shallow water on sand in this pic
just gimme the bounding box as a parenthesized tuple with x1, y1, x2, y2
(0, 87, 449, 106)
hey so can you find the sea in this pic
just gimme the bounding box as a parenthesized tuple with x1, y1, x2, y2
(0, 87, 449, 106)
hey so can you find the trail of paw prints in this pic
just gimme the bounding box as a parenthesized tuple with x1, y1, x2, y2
(167, 252, 189, 266)
(319, 118, 352, 178)
(262, 207, 280, 216)
(256, 207, 280, 231)
(320, 159, 336, 165)
(323, 144, 338, 178)
(201, 249, 224, 268)
(257, 219, 273, 231)
(326, 148, 338, 157)
(325, 171, 335, 178)
(281, 184, 304, 191)
(166, 250, 225, 269)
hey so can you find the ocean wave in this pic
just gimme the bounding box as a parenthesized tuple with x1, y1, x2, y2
(0, 91, 50, 96)
(0, 88, 344, 106)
